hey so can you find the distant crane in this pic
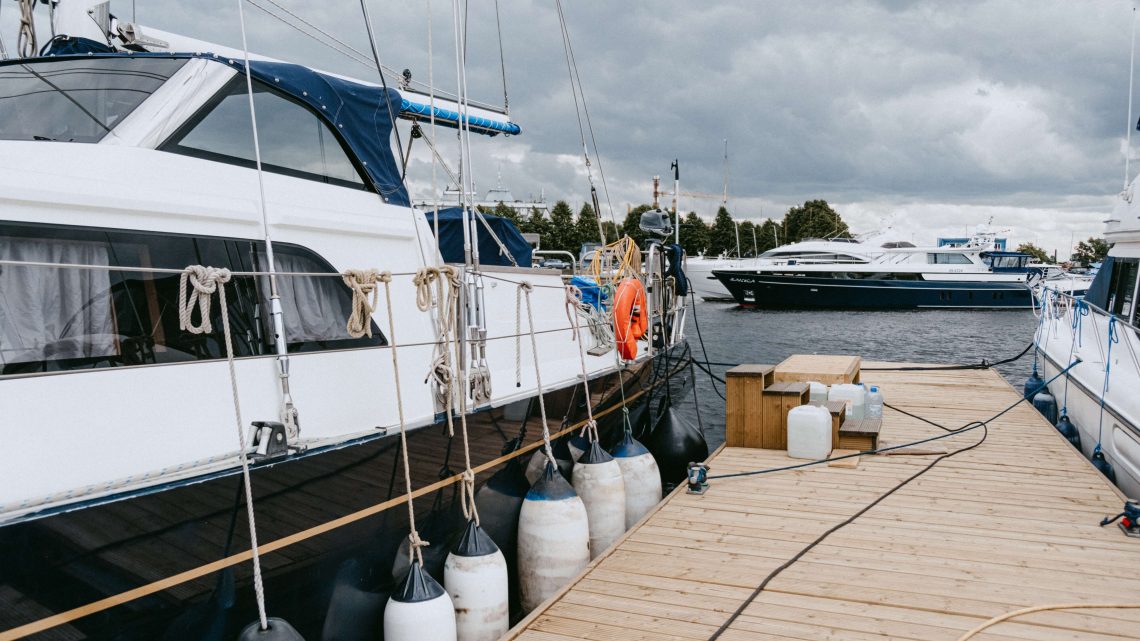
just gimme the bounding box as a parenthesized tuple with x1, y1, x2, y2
(650, 140, 732, 246)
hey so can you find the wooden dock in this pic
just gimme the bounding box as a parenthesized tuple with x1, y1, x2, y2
(505, 362, 1140, 641)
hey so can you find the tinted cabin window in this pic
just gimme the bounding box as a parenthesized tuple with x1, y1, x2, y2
(927, 253, 972, 265)
(1108, 258, 1139, 319)
(0, 58, 186, 143)
(162, 77, 367, 189)
(0, 223, 383, 375)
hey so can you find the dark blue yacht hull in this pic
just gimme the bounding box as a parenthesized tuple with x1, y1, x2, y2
(714, 272, 1034, 309)
(0, 346, 695, 641)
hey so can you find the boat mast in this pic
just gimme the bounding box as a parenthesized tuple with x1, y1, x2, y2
(1127, 7, 1137, 191)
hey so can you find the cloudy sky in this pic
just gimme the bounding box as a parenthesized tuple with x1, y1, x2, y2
(5, 0, 1137, 255)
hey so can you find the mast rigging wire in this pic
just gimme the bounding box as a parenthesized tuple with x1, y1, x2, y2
(553, 0, 618, 232)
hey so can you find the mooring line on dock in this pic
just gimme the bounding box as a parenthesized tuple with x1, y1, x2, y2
(705, 358, 1082, 640)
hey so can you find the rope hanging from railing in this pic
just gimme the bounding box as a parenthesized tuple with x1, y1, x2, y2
(1095, 315, 1119, 452)
(414, 266, 462, 411)
(377, 270, 430, 566)
(519, 282, 557, 465)
(566, 285, 600, 443)
(176, 265, 270, 630)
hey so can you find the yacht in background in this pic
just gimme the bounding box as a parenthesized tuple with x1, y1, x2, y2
(686, 236, 896, 301)
(713, 225, 1040, 309)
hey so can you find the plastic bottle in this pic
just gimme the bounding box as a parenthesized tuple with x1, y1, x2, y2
(865, 386, 883, 419)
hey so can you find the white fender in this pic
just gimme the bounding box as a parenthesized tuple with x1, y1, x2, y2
(571, 442, 627, 559)
(384, 563, 456, 641)
(517, 461, 590, 612)
(609, 432, 662, 528)
(444, 521, 509, 641)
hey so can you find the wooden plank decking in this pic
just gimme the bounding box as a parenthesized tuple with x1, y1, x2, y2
(506, 363, 1140, 641)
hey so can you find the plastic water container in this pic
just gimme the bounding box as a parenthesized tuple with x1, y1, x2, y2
(865, 386, 883, 419)
(787, 405, 832, 460)
(828, 383, 866, 420)
(807, 381, 828, 403)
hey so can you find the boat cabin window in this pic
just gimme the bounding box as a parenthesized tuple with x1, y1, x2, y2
(984, 254, 1029, 269)
(926, 253, 972, 265)
(0, 58, 187, 143)
(1107, 258, 1139, 320)
(162, 77, 367, 190)
(0, 223, 383, 376)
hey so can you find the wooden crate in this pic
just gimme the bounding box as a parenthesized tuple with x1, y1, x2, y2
(774, 354, 861, 385)
(838, 417, 881, 451)
(725, 364, 774, 448)
(760, 382, 809, 450)
(810, 400, 847, 448)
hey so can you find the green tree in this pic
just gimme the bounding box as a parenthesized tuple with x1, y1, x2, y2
(756, 219, 779, 253)
(680, 211, 709, 256)
(782, 200, 849, 244)
(601, 221, 619, 243)
(621, 204, 652, 246)
(1071, 237, 1111, 265)
(575, 202, 604, 247)
(547, 200, 576, 253)
(707, 206, 737, 256)
(520, 207, 550, 247)
(739, 220, 757, 257)
(1016, 242, 1051, 264)
(491, 201, 521, 226)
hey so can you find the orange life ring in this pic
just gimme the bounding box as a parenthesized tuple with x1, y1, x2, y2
(613, 278, 648, 359)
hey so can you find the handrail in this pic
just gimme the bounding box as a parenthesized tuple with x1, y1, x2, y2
(531, 250, 577, 273)
(1042, 286, 1140, 373)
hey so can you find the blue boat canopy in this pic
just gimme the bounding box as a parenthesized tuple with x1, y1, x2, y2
(428, 207, 532, 267)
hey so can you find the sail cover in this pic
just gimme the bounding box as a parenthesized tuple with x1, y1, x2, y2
(427, 207, 532, 267)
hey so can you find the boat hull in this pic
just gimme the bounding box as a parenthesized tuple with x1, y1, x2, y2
(714, 272, 1034, 309)
(0, 345, 694, 641)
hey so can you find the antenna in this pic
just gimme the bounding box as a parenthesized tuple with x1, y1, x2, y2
(1127, 6, 1137, 190)
(722, 138, 729, 206)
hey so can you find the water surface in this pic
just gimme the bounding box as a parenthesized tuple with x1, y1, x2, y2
(674, 303, 1039, 449)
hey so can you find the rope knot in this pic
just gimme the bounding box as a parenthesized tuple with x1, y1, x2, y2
(342, 269, 383, 338)
(407, 531, 430, 566)
(178, 266, 232, 334)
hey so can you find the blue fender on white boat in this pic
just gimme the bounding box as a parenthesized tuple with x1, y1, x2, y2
(609, 431, 662, 528)
(517, 461, 590, 612)
(444, 521, 509, 641)
(473, 450, 529, 616)
(572, 442, 627, 559)
(384, 562, 457, 641)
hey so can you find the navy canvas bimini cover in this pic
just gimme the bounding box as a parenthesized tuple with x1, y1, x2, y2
(428, 207, 532, 267)
(243, 60, 409, 206)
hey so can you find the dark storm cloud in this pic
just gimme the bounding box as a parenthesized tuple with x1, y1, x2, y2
(5, 0, 1133, 251)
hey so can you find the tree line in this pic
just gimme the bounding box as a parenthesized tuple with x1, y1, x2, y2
(483, 198, 852, 257)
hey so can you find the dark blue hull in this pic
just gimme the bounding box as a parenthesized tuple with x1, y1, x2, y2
(714, 272, 1033, 309)
(0, 346, 694, 641)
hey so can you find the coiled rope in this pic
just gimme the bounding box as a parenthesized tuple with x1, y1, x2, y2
(519, 282, 557, 465)
(17, 0, 35, 59)
(342, 268, 382, 339)
(176, 266, 269, 630)
(566, 285, 600, 443)
(377, 270, 429, 565)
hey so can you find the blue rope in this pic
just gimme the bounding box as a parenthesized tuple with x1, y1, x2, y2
(1095, 315, 1119, 451)
(1061, 300, 1087, 416)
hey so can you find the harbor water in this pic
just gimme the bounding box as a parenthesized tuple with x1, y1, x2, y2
(677, 304, 1039, 449)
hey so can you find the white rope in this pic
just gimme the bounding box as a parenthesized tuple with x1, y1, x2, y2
(413, 266, 461, 421)
(520, 282, 556, 465)
(177, 265, 269, 630)
(341, 268, 382, 339)
(379, 270, 430, 566)
(515, 284, 524, 388)
(17, 0, 35, 59)
(566, 285, 599, 442)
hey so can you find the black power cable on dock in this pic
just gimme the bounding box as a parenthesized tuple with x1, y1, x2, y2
(703, 359, 1080, 640)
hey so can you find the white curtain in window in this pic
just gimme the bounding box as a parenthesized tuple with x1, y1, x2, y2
(0, 238, 116, 366)
(259, 251, 353, 344)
